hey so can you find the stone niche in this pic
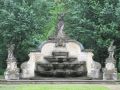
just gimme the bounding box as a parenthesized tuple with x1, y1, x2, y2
(21, 38, 101, 79)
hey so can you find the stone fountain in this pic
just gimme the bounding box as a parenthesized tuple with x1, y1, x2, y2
(20, 14, 101, 79)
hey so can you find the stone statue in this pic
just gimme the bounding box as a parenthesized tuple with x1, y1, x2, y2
(103, 40, 117, 80)
(105, 40, 116, 63)
(7, 44, 16, 61)
(55, 13, 66, 47)
(56, 13, 65, 38)
(4, 44, 19, 80)
(108, 40, 116, 59)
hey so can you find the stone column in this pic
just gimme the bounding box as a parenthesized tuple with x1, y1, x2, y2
(4, 44, 19, 80)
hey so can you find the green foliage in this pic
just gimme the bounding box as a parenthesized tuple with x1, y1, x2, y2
(0, 0, 120, 74)
(0, 68, 4, 75)
(64, 0, 120, 66)
(36, 0, 65, 40)
(0, 0, 39, 44)
(0, 0, 43, 69)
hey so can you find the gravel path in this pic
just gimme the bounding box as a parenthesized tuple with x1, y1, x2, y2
(101, 84, 120, 90)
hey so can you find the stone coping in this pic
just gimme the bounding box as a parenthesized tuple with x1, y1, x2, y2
(0, 79, 120, 84)
(0, 79, 120, 82)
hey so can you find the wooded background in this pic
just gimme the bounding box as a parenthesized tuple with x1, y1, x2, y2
(0, 0, 120, 75)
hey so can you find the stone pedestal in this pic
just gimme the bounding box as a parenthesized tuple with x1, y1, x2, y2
(4, 60, 19, 80)
(103, 63, 117, 80)
(103, 71, 117, 80)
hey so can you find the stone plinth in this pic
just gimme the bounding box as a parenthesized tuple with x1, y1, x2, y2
(103, 58, 117, 80)
(4, 61, 19, 80)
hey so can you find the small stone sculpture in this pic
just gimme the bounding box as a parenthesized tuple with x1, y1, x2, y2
(56, 13, 65, 38)
(4, 44, 19, 80)
(55, 13, 66, 47)
(103, 41, 117, 80)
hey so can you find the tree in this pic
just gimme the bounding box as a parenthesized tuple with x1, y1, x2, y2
(0, 0, 40, 70)
(63, 0, 120, 68)
(0, 0, 120, 74)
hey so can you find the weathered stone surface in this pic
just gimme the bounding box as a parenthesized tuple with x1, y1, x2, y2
(4, 44, 19, 80)
(88, 61, 101, 78)
(21, 40, 101, 79)
(20, 53, 36, 78)
(103, 41, 117, 80)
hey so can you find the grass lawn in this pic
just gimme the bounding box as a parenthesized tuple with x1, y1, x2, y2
(0, 84, 109, 90)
